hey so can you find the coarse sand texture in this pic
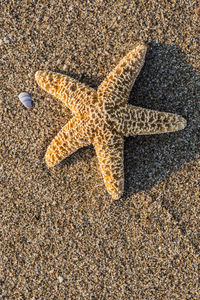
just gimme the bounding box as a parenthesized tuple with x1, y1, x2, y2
(1, 1, 199, 298)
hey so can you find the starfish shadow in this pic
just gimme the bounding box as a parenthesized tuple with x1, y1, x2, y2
(123, 42, 199, 198)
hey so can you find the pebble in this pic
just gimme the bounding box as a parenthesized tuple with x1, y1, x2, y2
(4, 36, 11, 44)
(57, 276, 64, 283)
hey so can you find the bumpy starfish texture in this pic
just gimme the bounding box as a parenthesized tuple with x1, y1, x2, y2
(35, 42, 187, 199)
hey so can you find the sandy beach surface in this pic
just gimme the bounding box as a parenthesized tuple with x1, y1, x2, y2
(1, 0, 199, 298)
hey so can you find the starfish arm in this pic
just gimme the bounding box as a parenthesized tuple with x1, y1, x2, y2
(117, 105, 187, 136)
(93, 134, 124, 199)
(97, 42, 148, 104)
(45, 117, 90, 167)
(35, 71, 97, 115)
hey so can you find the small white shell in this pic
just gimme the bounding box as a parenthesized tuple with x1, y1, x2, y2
(18, 92, 32, 109)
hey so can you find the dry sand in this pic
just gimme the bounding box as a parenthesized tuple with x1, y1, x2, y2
(0, 0, 200, 299)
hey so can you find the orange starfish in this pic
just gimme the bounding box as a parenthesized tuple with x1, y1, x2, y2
(35, 42, 186, 199)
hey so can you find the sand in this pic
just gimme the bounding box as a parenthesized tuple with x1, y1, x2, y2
(1, 0, 199, 298)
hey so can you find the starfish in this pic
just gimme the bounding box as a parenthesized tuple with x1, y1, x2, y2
(35, 42, 187, 200)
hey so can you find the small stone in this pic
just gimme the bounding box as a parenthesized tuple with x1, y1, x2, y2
(4, 36, 10, 44)
(58, 275, 64, 283)
(196, 7, 200, 15)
